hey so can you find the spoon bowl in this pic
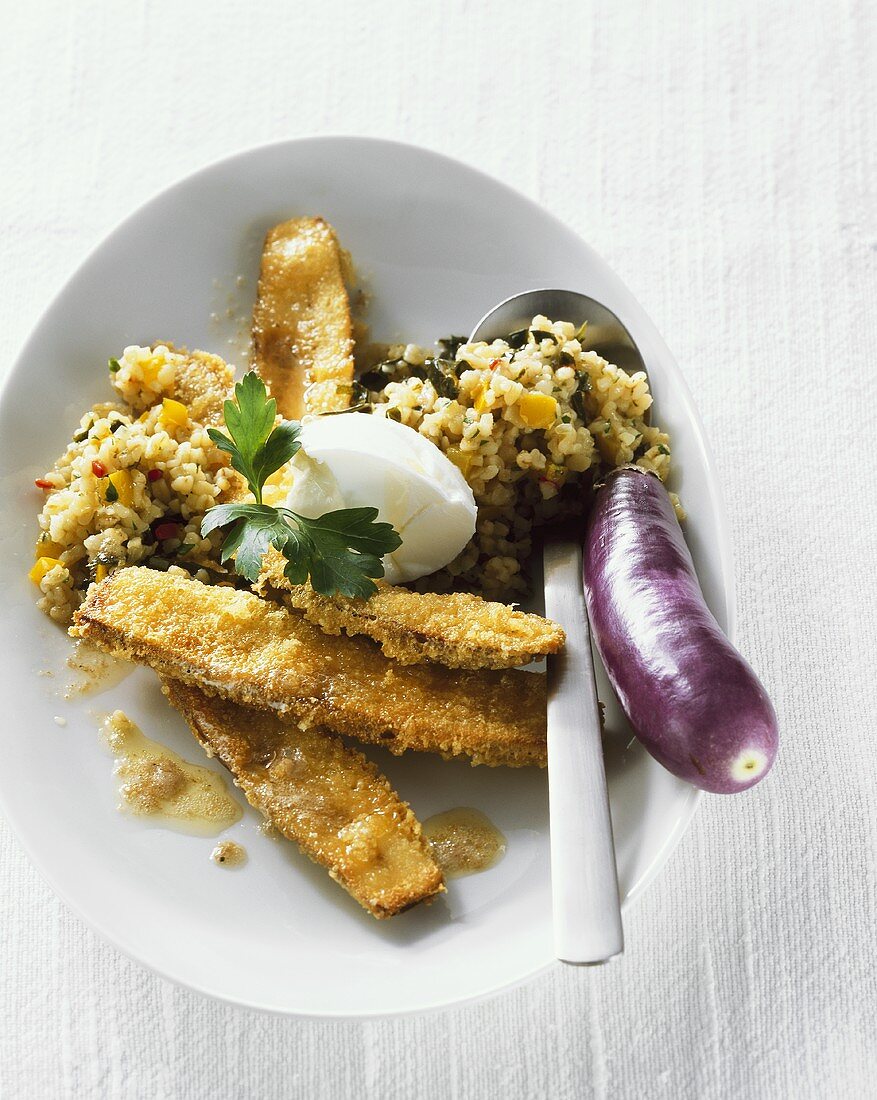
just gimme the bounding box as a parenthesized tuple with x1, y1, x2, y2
(470, 288, 646, 377)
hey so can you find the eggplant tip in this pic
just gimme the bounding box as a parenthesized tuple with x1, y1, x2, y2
(730, 748, 770, 785)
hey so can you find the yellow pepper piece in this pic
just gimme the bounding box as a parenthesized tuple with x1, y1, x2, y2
(472, 384, 493, 415)
(446, 446, 473, 478)
(518, 392, 558, 429)
(140, 356, 162, 384)
(160, 398, 189, 429)
(29, 556, 65, 586)
(105, 469, 133, 508)
(35, 538, 64, 560)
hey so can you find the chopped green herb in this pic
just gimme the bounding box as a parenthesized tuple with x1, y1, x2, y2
(202, 372, 401, 598)
(348, 380, 369, 405)
(86, 551, 120, 583)
(531, 330, 555, 343)
(104, 480, 119, 502)
(574, 321, 589, 343)
(72, 415, 94, 442)
(570, 371, 591, 421)
(108, 357, 121, 374)
(505, 329, 529, 350)
(657, 443, 670, 455)
(437, 335, 468, 359)
(559, 351, 576, 367)
(357, 369, 389, 391)
(317, 402, 371, 417)
(422, 358, 459, 400)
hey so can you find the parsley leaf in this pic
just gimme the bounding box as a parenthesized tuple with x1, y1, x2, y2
(276, 507, 397, 599)
(202, 373, 402, 597)
(207, 373, 301, 503)
(202, 502, 289, 581)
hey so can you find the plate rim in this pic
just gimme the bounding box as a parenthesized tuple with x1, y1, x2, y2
(0, 134, 735, 1018)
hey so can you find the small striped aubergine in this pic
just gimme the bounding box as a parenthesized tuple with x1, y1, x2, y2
(583, 466, 778, 794)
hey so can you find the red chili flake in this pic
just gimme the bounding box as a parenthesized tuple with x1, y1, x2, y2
(154, 522, 180, 541)
(91, 460, 107, 478)
(489, 358, 501, 370)
(34, 478, 53, 490)
(147, 468, 163, 482)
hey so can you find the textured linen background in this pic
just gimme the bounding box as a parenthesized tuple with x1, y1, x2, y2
(1, 1, 874, 1098)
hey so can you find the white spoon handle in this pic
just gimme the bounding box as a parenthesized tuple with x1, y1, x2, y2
(543, 540, 624, 965)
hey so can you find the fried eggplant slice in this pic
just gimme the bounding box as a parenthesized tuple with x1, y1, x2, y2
(251, 216, 354, 419)
(163, 679, 444, 918)
(71, 569, 547, 768)
(162, 344, 237, 428)
(257, 550, 565, 669)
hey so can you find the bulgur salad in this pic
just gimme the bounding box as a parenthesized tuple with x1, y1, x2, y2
(32, 344, 243, 623)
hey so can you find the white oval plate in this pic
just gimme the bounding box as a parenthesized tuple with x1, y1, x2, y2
(0, 138, 733, 1017)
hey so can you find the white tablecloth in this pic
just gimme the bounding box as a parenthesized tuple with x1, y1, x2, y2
(2, 2, 874, 1097)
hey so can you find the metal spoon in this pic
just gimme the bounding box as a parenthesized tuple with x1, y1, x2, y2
(470, 289, 644, 966)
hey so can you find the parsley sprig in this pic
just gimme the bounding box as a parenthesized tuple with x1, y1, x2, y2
(201, 373, 401, 598)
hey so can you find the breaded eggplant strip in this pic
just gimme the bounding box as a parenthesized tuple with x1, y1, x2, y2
(163, 679, 444, 918)
(71, 569, 548, 768)
(257, 550, 565, 669)
(163, 346, 236, 428)
(251, 216, 354, 419)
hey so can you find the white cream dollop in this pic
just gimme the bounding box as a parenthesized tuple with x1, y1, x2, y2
(284, 414, 477, 585)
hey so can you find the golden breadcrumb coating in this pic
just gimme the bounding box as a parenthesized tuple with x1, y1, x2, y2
(71, 569, 547, 768)
(257, 549, 565, 669)
(160, 344, 237, 428)
(163, 679, 444, 918)
(251, 216, 354, 419)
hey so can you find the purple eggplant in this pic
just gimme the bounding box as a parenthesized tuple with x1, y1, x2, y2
(583, 466, 778, 793)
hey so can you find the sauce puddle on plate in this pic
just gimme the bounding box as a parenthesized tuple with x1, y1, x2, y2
(102, 710, 242, 836)
(422, 807, 506, 878)
(66, 642, 133, 698)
